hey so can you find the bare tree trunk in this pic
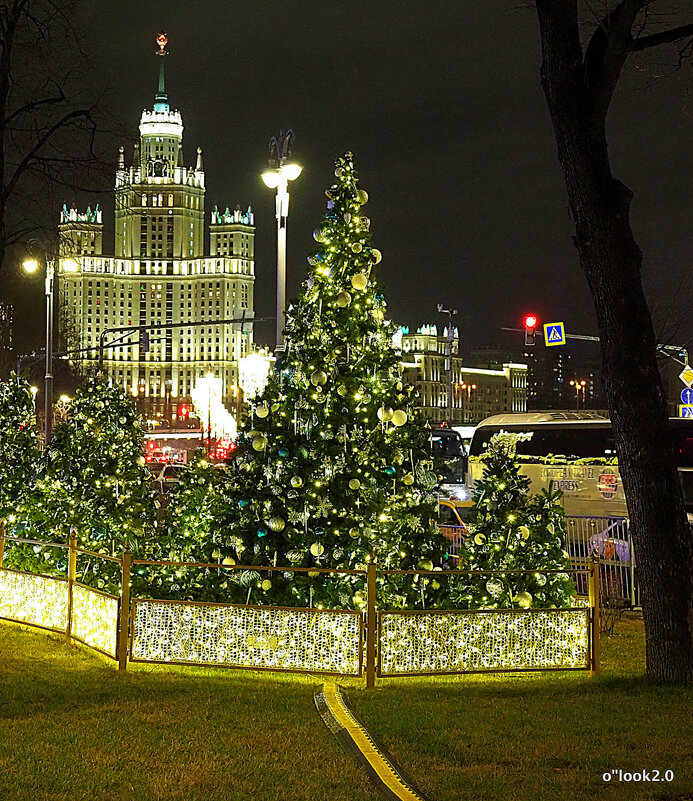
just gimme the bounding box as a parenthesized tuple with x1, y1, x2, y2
(536, 0, 693, 683)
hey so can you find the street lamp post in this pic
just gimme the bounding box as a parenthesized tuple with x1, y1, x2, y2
(262, 131, 302, 353)
(569, 378, 587, 410)
(22, 255, 77, 442)
(460, 382, 477, 423)
(437, 304, 458, 424)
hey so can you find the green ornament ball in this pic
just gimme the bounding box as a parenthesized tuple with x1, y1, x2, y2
(310, 370, 328, 386)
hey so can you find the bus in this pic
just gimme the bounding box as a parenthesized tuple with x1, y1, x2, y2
(467, 412, 693, 518)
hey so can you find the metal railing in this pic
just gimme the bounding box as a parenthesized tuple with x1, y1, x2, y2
(565, 516, 638, 607)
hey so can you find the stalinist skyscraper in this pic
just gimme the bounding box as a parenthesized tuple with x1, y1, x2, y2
(58, 33, 255, 425)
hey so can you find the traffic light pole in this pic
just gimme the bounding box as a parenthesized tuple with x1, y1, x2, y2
(502, 326, 689, 365)
(97, 312, 266, 370)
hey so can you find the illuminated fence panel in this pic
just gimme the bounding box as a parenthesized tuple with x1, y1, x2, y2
(379, 608, 589, 676)
(0, 568, 68, 633)
(71, 584, 119, 659)
(131, 600, 362, 675)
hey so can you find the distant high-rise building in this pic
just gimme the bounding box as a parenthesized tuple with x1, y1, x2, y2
(399, 326, 527, 424)
(58, 35, 255, 423)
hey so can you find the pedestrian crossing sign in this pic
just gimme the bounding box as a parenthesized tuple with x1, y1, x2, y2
(679, 405, 693, 418)
(543, 321, 566, 347)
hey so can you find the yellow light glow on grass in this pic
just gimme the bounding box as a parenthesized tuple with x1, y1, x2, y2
(131, 601, 362, 675)
(379, 608, 589, 675)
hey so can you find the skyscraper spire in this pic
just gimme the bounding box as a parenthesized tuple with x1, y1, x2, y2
(154, 31, 169, 113)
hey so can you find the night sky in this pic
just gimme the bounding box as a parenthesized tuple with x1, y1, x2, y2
(8, 1, 693, 355)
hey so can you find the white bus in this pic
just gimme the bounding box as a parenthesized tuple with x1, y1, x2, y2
(467, 412, 693, 518)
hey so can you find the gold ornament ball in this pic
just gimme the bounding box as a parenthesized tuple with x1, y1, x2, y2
(403, 473, 415, 486)
(343, 212, 351, 222)
(313, 228, 326, 242)
(357, 189, 369, 205)
(222, 557, 236, 566)
(252, 435, 267, 451)
(514, 591, 533, 609)
(310, 542, 325, 557)
(261, 579, 272, 591)
(417, 559, 434, 572)
(268, 516, 286, 532)
(308, 570, 320, 578)
(290, 476, 303, 488)
(348, 478, 361, 490)
(377, 406, 394, 422)
(310, 370, 328, 386)
(337, 384, 348, 396)
(336, 291, 352, 308)
(255, 403, 269, 418)
(351, 273, 368, 290)
(371, 248, 382, 264)
(349, 527, 360, 538)
(351, 242, 363, 253)
(137, 456, 146, 467)
(353, 591, 366, 606)
(391, 409, 408, 427)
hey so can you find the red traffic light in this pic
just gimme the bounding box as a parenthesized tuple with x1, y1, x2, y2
(177, 405, 189, 419)
(524, 314, 538, 329)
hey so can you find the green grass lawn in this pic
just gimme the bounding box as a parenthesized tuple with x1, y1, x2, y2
(0, 616, 691, 801)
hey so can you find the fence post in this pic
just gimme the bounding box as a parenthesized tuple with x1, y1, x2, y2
(588, 554, 601, 676)
(65, 527, 77, 643)
(0, 519, 5, 568)
(118, 545, 131, 672)
(366, 561, 376, 689)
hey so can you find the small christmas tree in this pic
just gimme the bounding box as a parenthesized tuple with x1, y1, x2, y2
(26, 376, 158, 592)
(454, 434, 575, 609)
(220, 153, 448, 609)
(156, 450, 232, 600)
(0, 374, 41, 572)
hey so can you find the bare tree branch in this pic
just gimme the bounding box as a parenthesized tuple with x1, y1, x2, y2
(632, 22, 693, 51)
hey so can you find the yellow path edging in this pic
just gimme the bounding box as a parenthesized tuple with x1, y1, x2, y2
(317, 680, 427, 801)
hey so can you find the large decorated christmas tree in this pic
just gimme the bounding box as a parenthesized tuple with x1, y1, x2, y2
(215, 153, 448, 609)
(453, 434, 575, 609)
(25, 376, 159, 592)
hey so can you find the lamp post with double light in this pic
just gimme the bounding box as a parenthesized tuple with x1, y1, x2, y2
(261, 130, 302, 352)
(22, 255, 78, 442)
(569, 378, 587, 410)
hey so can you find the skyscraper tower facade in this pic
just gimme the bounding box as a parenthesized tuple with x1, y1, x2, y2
(59, 33, 255, 425)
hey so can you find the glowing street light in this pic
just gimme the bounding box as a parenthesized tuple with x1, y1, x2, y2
(262, 130, 302, 352)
